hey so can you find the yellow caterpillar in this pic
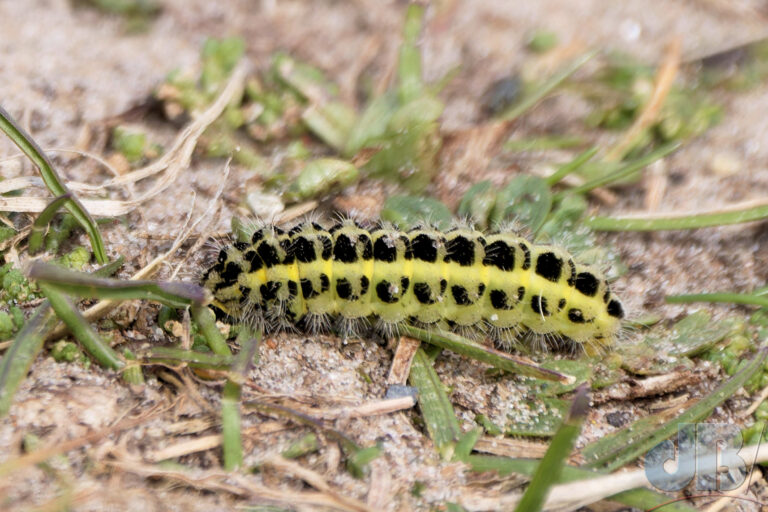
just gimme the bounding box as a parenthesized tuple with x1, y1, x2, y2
(202, 220, 624, 350)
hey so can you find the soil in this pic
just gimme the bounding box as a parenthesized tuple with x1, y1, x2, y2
(2, 1, 768, 511)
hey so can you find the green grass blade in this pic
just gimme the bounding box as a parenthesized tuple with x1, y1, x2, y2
(28, 261, 209, 309)
(466, 455, 699, 512)
(501, 50, 598, 121)
(121, 349, 145, 386)
(221, 380, 243, 471)
(92, 255, 126, 278)
(514, 386, 588, 512)
(0, 105, 108, 263)
(667, 292, 768, 309)
(39, 283, 124, 371)
(28, 192, 73, 254)
(282, 433, 319, 459)
(545, 147, 599, 186)
(504, 135, 585, 152)
(453, 428, 482, 462)
(191, 304, 231, 356)
(222, 330, 260, 471)
(0, 302, 58, 417)
(587, 202, 768, 231)
(556, 141, 681, 200)
(402, 325, 570, 383)
(146, 346, 234, 369)
(582, 345, 768, 471)
(408, 348, 461, 459)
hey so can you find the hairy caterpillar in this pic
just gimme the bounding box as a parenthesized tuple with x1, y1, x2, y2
(202, 220, 625, 350)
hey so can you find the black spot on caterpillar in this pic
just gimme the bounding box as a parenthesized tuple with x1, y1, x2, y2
(203, 221, 624, 349)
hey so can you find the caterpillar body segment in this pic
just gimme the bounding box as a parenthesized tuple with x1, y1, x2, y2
(202, 221, 625, 349)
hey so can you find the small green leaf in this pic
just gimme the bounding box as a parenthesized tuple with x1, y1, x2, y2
(458, 180, 496, 228)
(665, 311, 733, 357)
(453, 428, 481, 461)
(345, 92, 398, 156)
(527, 29, 559, 53)
(347, 445, 382, 479)
(490, 175, 552, 233)
(282, 158, 359, 203)
(201, 37, 245, 95)
(537, 194, 589, 245)
(112, 125, 147, 163)
(282, 433, 319, 459)
(504, 134, 583, 152)
(380, 195, 453, 230)
(301, 102, 357, 153)
(388, 94, 444, 131)
(273, 52, 338, 100)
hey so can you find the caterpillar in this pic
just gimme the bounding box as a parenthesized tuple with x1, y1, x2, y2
(202, 220, 625, 351)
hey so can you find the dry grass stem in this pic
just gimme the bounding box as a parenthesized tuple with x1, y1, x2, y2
(148, 434, 222, 462)
(107, 63, 247, 192)
(741, 381, 768, 417)
(643, 160, 668, 211)
(702, 475, 755, 512)
(366, 458, 393, 510)
(593, 371, 704, 403)
(605, 196, 768, 220)
(387, 336, 421, 385)
(605, 38, 682, 162)
(473, 436, 549, 459)
(314, 396, 416, 420)
(275, 200, 320, 224)
(0, 64, 245, 218)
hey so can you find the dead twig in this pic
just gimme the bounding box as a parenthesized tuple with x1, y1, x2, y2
(472, 436, 549, 459)
(387, 336, 421, 385)
(148, 434, 222, 462)
(263, 455, 374, 512)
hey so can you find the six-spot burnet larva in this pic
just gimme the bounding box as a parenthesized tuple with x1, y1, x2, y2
(202, 220, 625, 351)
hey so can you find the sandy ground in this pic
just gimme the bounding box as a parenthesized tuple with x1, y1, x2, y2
(2, 1, 768, 510)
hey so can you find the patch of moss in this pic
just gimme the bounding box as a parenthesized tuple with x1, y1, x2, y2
(58, 246, 92, 270)
(50, 340, 90, 367)
(0, 264, 39, 304)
